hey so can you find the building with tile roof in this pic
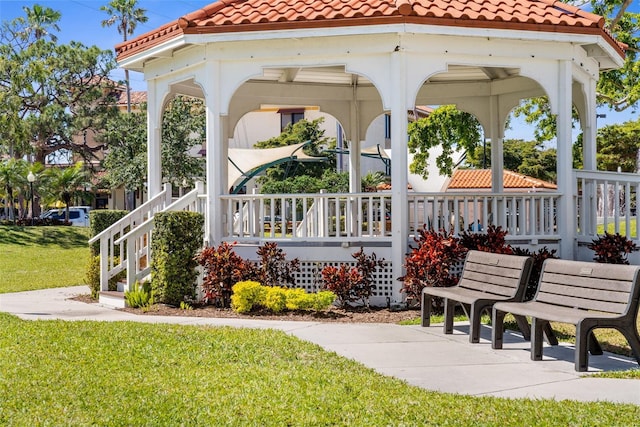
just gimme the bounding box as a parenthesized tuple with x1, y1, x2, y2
(93, 0, 632, 304)
(446, 169, 557, 192)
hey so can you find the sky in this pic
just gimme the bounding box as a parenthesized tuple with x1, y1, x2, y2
(0, 0, 638, 141)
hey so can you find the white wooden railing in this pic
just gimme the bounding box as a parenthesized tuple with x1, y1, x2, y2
(221, 190, 560, 242)
(575, 170, 640, 242)
(88, 182, 206, 293)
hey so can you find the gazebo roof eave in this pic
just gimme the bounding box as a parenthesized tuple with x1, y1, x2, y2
(117, 21, 624, 74)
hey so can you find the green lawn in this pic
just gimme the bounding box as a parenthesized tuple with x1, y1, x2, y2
(0, 313, 637, 426)
(596, 218, 638, 237)
(0, 226, 90, 293)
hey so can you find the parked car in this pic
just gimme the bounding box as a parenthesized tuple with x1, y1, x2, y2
(40, 207, 90, 227)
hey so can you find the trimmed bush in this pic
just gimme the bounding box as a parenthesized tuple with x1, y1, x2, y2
(151, 211, 204, 306)
(89, 210, 127, 255)
(229, 282, 336, 314)
(264, 287, 288, 313)
(231, 281, 266, 313)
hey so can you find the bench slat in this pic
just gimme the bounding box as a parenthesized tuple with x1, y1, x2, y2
(538, 283, 632, 305)
(542, 260, 639, 282)
(535, 291, 629, 314)
(465, 251, 531, 269)
(464, 263, 524, 280)
(459, 279, 518, 297)
(462, 269, 521, 287)
(541, 272, 633, 293)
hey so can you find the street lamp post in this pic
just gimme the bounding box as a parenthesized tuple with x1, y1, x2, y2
(27, 171, 36, 226)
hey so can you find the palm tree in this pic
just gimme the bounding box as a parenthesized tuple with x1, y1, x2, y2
(42, 162, 92, 223)
(0, 158, 28, 223)
(101, 0, 148, 113)
(22, 4, 61, 42)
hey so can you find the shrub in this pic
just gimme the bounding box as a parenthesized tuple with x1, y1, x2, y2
(151, 211, 204, 306)
(231, 281, 266, 313)
(399, 227, 467, 307)
(85, 255, 125, 299)
(255, 242, 300, 287)
(459, 225, 513, 254)
(229, 282, 336, 314)
(321, 248, 385, 308)
(511, 246, 558, 300)
(321, 264, 363, 308)
(264, 286, 288, 313)
(587, 232, 639, 264)
(125, 281, 154, 309)
(312, 291, 337, 311)
(197, 242, 257, 307)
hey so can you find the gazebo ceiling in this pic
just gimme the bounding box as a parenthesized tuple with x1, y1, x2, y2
(116, 0, 624, 68)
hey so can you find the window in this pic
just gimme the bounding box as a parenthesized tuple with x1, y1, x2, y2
(279, 108, 305, 131)
(384, 114, 391, 139)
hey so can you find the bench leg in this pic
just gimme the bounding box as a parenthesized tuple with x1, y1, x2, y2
(513, 314, 531, 341)
(618, 326, 640, 365)
(421, 291, 432, 327)
(575, 322, 590, 372)
(491, 308, 505, 349)
(469, 303, 485, 344)
(543, 323, 558, 346)
(531, 318, 545, 361)
(588, 332, 603, 356)
(443, 298, 456, 335)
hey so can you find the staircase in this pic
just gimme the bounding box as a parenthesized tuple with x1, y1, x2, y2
(89, 182, 206, 308)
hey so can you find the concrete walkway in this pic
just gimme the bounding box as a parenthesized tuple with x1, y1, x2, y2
(1, 286, 639, 405)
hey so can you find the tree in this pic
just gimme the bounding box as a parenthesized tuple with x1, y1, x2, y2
(0, 158, 28, 222)
(98, 110, 147, 210)
(255, 118, 337, 193)
(101, 0, 148, 113)
(466, 139, 557, 182)
(42, 162, 92, 223)
(161, 96, 205, 188)
(0, 12, 117, 164)
(514, 1, 639, 141)
(21, 4, 61, 42)
(407, 105, 483, 179)
(596, 119, 640, 172)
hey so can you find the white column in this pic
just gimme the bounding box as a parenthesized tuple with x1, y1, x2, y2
(348, 97, 362, 193)
(556, 60, 575, 260)
(390, 49, 409, 304)
(204, 60, 227, 245)
(489, 95, 504, 192)
(146, 79, 162, 197)
(583, 78, 598, 171)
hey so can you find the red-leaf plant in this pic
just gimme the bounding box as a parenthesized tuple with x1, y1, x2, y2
(398, 227, 467, 307)
(587, 232, 639, 264)
(196, 242, 256, 307)
(321, 247, 386, 308)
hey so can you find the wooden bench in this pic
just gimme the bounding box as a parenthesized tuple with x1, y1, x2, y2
(421, 250, 533, 343)
(492, 259, 640, 371)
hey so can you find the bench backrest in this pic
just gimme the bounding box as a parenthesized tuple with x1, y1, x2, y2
(458, 250, 533, 299)
(535, 259, 640, 315)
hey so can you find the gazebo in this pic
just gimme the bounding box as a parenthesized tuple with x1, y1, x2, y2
(95, 0, 632, 306)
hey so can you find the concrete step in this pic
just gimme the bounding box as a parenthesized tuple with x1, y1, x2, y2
(99, 291, 127, 309)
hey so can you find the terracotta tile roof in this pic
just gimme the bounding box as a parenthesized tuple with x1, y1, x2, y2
(116, 0, 623, 61)
(447, 169, 557, 190)
(116, 90, 147, 106)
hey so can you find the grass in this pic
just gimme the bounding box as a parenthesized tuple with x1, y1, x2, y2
(596, 218, 637, 238)
(0, 226, 90, 293)
(0, 313, 638, 426)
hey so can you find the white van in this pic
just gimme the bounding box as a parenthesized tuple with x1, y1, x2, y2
(40, 207, 90, 227)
